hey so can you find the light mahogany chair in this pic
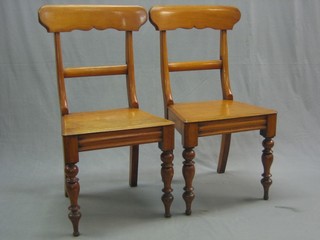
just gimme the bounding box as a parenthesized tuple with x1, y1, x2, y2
(38, 5, 174, 236)
(149, 5, 277, 215)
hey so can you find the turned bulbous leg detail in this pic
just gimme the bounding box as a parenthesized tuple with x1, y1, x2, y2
(65, 163, 81, 237)
(161, 150, 174, 218)
(182, 148, 195, 215)
(261, 138, 274, 200)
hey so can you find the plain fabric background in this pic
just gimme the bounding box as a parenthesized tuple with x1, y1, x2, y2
(1, 0, 319, 239)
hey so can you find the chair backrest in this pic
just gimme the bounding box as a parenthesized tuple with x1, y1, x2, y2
(149, 5, 241, 117)
(38, 5, 147, 115)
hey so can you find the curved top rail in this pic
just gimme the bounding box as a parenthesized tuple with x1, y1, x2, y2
(39, 5, 147, 32)
(149, 5, 240, 31)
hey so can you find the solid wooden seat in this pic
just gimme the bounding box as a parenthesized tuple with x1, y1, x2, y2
(63, 108, 173, 136)
(150, 5, 277, 215)
(39, 5, 174, 236)
(169, 100, 276, 124)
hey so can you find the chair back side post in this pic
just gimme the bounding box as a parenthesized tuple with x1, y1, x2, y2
(54, 32, 69, 115)
(125, 31, 139, 108)
(220, 30, 233, 100)
(160, 30, 174, 118)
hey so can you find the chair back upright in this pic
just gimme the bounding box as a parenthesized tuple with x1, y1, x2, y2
(149, 5, 241, 117)
(39, 5, 147, 115)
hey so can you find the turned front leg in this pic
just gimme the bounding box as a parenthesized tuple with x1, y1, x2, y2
(182, 148, 195, 215)
(261, 138, 274, 200)
(161, 150, 174, 218)
(65, 163, 81, 237)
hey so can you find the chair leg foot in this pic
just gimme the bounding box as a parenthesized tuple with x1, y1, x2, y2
(65, 163, 81, 236)
(68, 208, 81, 237)
(161, 150, 174, 218)
(261, 138, 274, 200)
(182, 148, 195, 215)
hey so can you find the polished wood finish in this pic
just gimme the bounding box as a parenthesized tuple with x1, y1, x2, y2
(65, 163, 81, 236)
(149, 5, 241, 31)
(168, 60, 222, 72)
(150, 5, 277, 215)
(182, 147, 195, 215)
(261, 138, 274, 200)
(38, 5, 147, 32)
(39, 5, 174, 236)
(63, 65, 128, 78)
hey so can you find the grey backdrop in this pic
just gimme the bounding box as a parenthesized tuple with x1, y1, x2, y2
(1, 0, 320, 239)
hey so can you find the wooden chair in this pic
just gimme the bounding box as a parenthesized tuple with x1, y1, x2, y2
(149, 5, 277, 215)
(38, 5, 174, 236)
